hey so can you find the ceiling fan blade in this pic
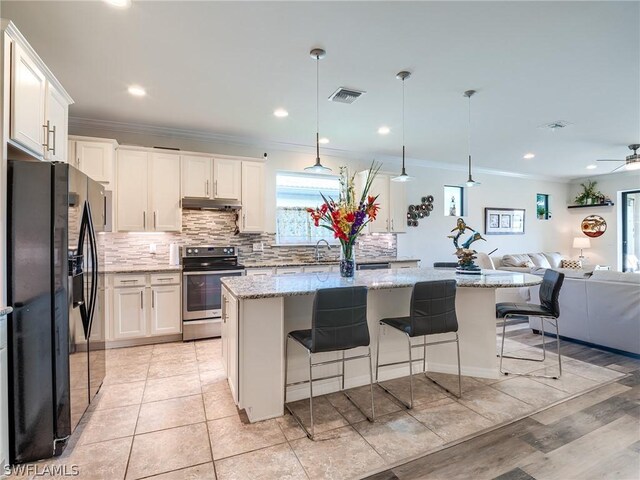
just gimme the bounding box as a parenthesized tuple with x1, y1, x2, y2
(610, 164, 626, 173)
(596, 159, 623, 162)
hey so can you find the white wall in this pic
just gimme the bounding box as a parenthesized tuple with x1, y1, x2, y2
(70, 124, 575, 266)
(397, 163, 572, 267)
(569, 172, 640, 269)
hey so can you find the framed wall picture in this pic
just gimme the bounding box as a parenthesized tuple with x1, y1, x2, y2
(484, 208, 525, 235)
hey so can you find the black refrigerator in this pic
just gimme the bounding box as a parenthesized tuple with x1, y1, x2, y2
(6, 160, 106, 464)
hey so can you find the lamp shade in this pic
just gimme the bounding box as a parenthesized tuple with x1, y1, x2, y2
(573, 237, 591, 249)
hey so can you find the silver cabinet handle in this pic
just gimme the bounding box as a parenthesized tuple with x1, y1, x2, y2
(391, 219, 394, 231)
(42, 121, 50, 150)
(214, 180, 218, 197)
(156, 277, 173, 281)
(243, 214, 246, 228)
(121, 279, 138, 283)
(143, 211, 146, 229)
(51, 125, 56, 155)
(154, 211, 157, 229)
(152, 291, 155, 308)
(140, 290, 143, 309)
(205, 180, 209, 196)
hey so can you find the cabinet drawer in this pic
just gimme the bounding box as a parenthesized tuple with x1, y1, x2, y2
(150, 273, 180, 285)
(303, 265, 332, 273)
(276, 267, 303, 275)
(112, 274, 147, 287)
(245, 268, 275, 276)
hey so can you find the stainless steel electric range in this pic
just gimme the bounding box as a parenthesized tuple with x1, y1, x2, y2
(181, 246, 245, 341)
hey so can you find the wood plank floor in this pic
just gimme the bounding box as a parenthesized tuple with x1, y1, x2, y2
(365, 325, 640, 480)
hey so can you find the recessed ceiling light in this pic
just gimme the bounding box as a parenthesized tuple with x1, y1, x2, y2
(103, 0, 131, 8)
(586, 164, 597, 170)
(273, 108, 288, 118)
(378, 126, 390, 135)
(523, 153, 535, 159)
(318, 137, 330, 144)
(128, 85, 146, 97)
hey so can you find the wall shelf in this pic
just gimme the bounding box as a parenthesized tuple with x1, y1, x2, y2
(567, 203, 614, 209)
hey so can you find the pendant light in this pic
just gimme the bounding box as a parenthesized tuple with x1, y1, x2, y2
(464, 89, 481, 187)
(305, 48, 332, 173)
(392, 71, 413, 182)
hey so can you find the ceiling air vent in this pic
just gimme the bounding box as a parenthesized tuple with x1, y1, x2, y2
(328, 87, 366, 104)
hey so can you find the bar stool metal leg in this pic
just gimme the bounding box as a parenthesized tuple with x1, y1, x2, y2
(422, 334, 462, 398)
(308, 351, 314, 439)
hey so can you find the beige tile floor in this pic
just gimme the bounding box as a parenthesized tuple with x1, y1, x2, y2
(11, 329, 625, 480)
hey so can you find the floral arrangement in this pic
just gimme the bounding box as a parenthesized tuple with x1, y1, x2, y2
(307, 162, 381, 276)
(574, 180, 603, 205)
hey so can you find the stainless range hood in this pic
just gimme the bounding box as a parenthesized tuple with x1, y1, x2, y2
(181, 197, 242, 210)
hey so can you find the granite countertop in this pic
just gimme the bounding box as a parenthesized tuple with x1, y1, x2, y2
(242, 257, 420, 268)
(221, 268, 542, 299)
(102, 265, 183, 274)
(0, 306, 12, 316)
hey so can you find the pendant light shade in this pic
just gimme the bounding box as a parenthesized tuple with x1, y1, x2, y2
(304, 48, 332, 174)
(392, 71, 413, 182)
(463, 89, 480, 187)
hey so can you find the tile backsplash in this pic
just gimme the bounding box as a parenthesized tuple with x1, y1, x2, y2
(99, 210, 397, 266)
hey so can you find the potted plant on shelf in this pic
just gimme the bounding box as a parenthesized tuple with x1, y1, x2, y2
(307, 162, 381, 278)
(537, 205, 547, 219)
(574, 180, 603, 205)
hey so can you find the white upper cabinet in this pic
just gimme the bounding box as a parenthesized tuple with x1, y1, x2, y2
(182, 155, 212, 198)
(149, 152, 181, 231)
(240, 161, 265, 233)
(7, 24, 72, 160)
(389, 181, 407, 233)
(116, 148, 181, 232)
(10, 42, 47, 156)
(213, 158, 241, 200)
(116, 149, 149, 231)
(73, 138, 116, 184)
(357, 172, 406, 234)
(44, 83, 68, 162)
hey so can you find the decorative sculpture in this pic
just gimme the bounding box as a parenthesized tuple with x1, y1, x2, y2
(448, 218, 486, 275)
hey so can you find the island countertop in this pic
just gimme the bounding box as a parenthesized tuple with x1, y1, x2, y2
(221, 268, 542, 299)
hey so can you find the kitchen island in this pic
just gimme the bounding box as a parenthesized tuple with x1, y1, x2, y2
(220, 268, 541, 422)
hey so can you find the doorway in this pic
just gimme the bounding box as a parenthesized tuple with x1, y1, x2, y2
(622, 190, 640, 272)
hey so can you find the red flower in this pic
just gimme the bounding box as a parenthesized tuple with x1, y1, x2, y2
(345, 212, 355, 223)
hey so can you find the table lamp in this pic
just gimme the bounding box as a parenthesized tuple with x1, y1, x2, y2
(573, 237, 591, 259)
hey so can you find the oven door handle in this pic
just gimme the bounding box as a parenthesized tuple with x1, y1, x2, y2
(182, 270, 245, 276)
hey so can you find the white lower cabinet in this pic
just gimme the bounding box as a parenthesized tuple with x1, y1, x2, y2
(113, 286, 147, 339)
(245, 268, 275, 276)
(150, 285, 181, 336)
(107, 273, 181, 344)
(222, 286, 239, 403)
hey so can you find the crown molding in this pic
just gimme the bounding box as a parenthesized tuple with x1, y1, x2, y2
(69, 116, 566, 183)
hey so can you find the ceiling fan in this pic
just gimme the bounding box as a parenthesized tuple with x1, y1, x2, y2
(596, 144, 640, 172)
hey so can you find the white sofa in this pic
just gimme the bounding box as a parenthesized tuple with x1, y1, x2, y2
(487, 251, 593, 278)
(527, 270, 640, 355)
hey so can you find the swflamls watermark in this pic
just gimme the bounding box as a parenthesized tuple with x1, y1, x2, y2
(3, 464, 79, 477)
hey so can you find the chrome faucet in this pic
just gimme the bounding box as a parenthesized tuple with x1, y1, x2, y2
(314, 239, 331, 262)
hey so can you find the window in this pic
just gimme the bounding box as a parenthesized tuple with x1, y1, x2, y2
(622, 190, 640, 272)
(444, 185, 465, 216)
(275, 172, 340, 244)
(536, 194, 550, 220)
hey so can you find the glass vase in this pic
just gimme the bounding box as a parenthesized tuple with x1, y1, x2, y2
(340, 248, 356, 278)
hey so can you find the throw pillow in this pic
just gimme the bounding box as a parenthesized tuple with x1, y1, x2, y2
(528, 253, 552, 269)
(520, 260, 535, 268)
(561, 259, 582, 270)
(502, 254, 532, 267)
(543, 252, 564, 269)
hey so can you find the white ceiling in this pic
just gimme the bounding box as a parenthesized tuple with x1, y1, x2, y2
(2, 1, 639, 178)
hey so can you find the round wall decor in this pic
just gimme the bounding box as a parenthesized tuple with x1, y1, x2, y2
(581, 215, 607, 237)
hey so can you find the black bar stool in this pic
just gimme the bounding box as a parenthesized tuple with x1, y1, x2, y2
(496, 269, 565, 378)
(284, 286, 375, 440)
(375, 280, 461, 409)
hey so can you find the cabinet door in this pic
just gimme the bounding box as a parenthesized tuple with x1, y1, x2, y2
(368, 174, 390, 233)
(10, 42, 46, 156)
(76, 141, 114, 184)
(182, 155, 212, 198)
(149, 152, 181, 231)
(0, 346, 7, 470)
(150, 285, 181, 336)
(45, 83, 68, 162)
(240, 162, 265, 233)
(213, 158, 241, 200)
(226, 292, 239, 403)
(112, 287, 147, 339)
(389, 180, 407, 234)
(116, 150, 149, 231)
